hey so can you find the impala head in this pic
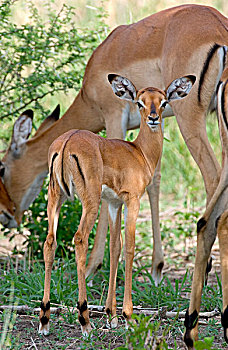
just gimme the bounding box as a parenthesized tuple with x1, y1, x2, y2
(108, 74, 196, 131)
(0, 105, 60, 228)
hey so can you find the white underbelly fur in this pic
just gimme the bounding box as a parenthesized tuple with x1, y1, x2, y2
(101, 185, 123, 224)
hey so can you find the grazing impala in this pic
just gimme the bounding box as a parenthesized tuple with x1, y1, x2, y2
(38, 74, 195, 336)
(0, 4, 228, 285)
(0, 176, 15, 227)
(184, 67, 228, 349)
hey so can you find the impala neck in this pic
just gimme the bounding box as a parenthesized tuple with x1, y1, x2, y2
(134, 120, 163, 176)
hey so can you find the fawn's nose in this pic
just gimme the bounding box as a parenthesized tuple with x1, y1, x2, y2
(148, 115, 160, 124)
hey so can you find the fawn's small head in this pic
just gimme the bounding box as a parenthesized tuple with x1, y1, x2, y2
(108, 74, 196, 131)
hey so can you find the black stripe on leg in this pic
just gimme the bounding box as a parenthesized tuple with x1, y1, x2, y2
(79, 315, 87, 326)
(206, 257, 212, 276)
(72, 154, 85, 182)
(215, 215, 221, 229)
(77, 300, 88, 313)
(50, 153, 58, 188)
(157, 262, 164, 271)
(61, 130, 80, 197)
(221, 81, 228, 130)
(40, 315, 49, 326)
(122, 311, 128, 319)
(184, 309, 198, 330)
(40, 301, 50, 312)
(61, 139, 71, 197)
(221, 306, 228, 343)
(106, 308, 111, 316)
(184, 332, 194, 349)
(205, 257, 213, 286)
(184, 309, 199, 348)
(198, 43, 221, 103)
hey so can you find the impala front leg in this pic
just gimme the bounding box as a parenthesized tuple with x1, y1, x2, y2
(146, 156, 164, 286)
(122, 199, 140, 325)
(105, 202, 122, 328)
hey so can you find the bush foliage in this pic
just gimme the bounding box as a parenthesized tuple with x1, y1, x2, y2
(1, 0, 108, 258)
(0, 0, 108, 141)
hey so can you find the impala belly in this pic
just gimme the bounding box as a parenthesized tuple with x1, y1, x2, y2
(101, 185, 123, 223)
(101, 185, 122, 204)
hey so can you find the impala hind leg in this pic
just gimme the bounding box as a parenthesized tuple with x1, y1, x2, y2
(85, 201, 109, 278)
(217, 211, 228, 343)
(75, 197, 101, 336)
(184, 223, 216, 349)
(39, 184, 65, 335)
(122, 199, 140, 325)
(146, 156, 164, 286)
(105, 203, 122, 328)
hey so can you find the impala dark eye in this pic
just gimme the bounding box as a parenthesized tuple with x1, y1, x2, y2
(160, 100, 168, 109)
(137, 101, 144, 109)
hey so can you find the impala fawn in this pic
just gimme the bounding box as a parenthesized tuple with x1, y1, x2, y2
(39, 73, 195, 335)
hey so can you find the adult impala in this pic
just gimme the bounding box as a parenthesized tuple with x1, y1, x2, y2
(0, 4, 228, 284)
(38, 74, 195, 336)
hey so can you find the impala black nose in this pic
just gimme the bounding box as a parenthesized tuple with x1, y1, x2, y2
(148, 116, 159, 122)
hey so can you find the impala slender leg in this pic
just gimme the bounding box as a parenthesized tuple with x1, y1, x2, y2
(75, 195, 101, 336)
(85, 201, 109, 277)
(146, 155, 164, 286)
(217, 211, 228, 344)
(105, 202, 122, 328)
(184, 224, 216, 349)
(122, 199, 140, 325)
(39, 183, 65, 335)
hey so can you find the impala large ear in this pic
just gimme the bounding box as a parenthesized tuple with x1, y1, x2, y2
(35, 104, 60, 137)
(11, 109, 33, 156)
(166, 75, 196, 102)
(108, 74, 137, 102)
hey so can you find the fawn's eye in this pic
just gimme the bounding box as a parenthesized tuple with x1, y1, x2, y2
(160, 99, 168, 109)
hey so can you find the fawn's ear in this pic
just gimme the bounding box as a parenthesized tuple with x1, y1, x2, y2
(165, 75, 196, 102)
(108, 74, 137, 102)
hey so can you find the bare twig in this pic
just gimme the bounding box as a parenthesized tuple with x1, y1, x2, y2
(30, 337, 38, 350)
(0, 304, 219, 319)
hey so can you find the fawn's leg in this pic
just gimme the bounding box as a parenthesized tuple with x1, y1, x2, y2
(39, 183, 65, 335)
(75, 194, 101, 336)
(122, 199, 140, 326)
(105, 202, 122, 328)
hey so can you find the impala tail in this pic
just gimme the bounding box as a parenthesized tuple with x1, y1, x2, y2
(49, 130, 84, 201)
